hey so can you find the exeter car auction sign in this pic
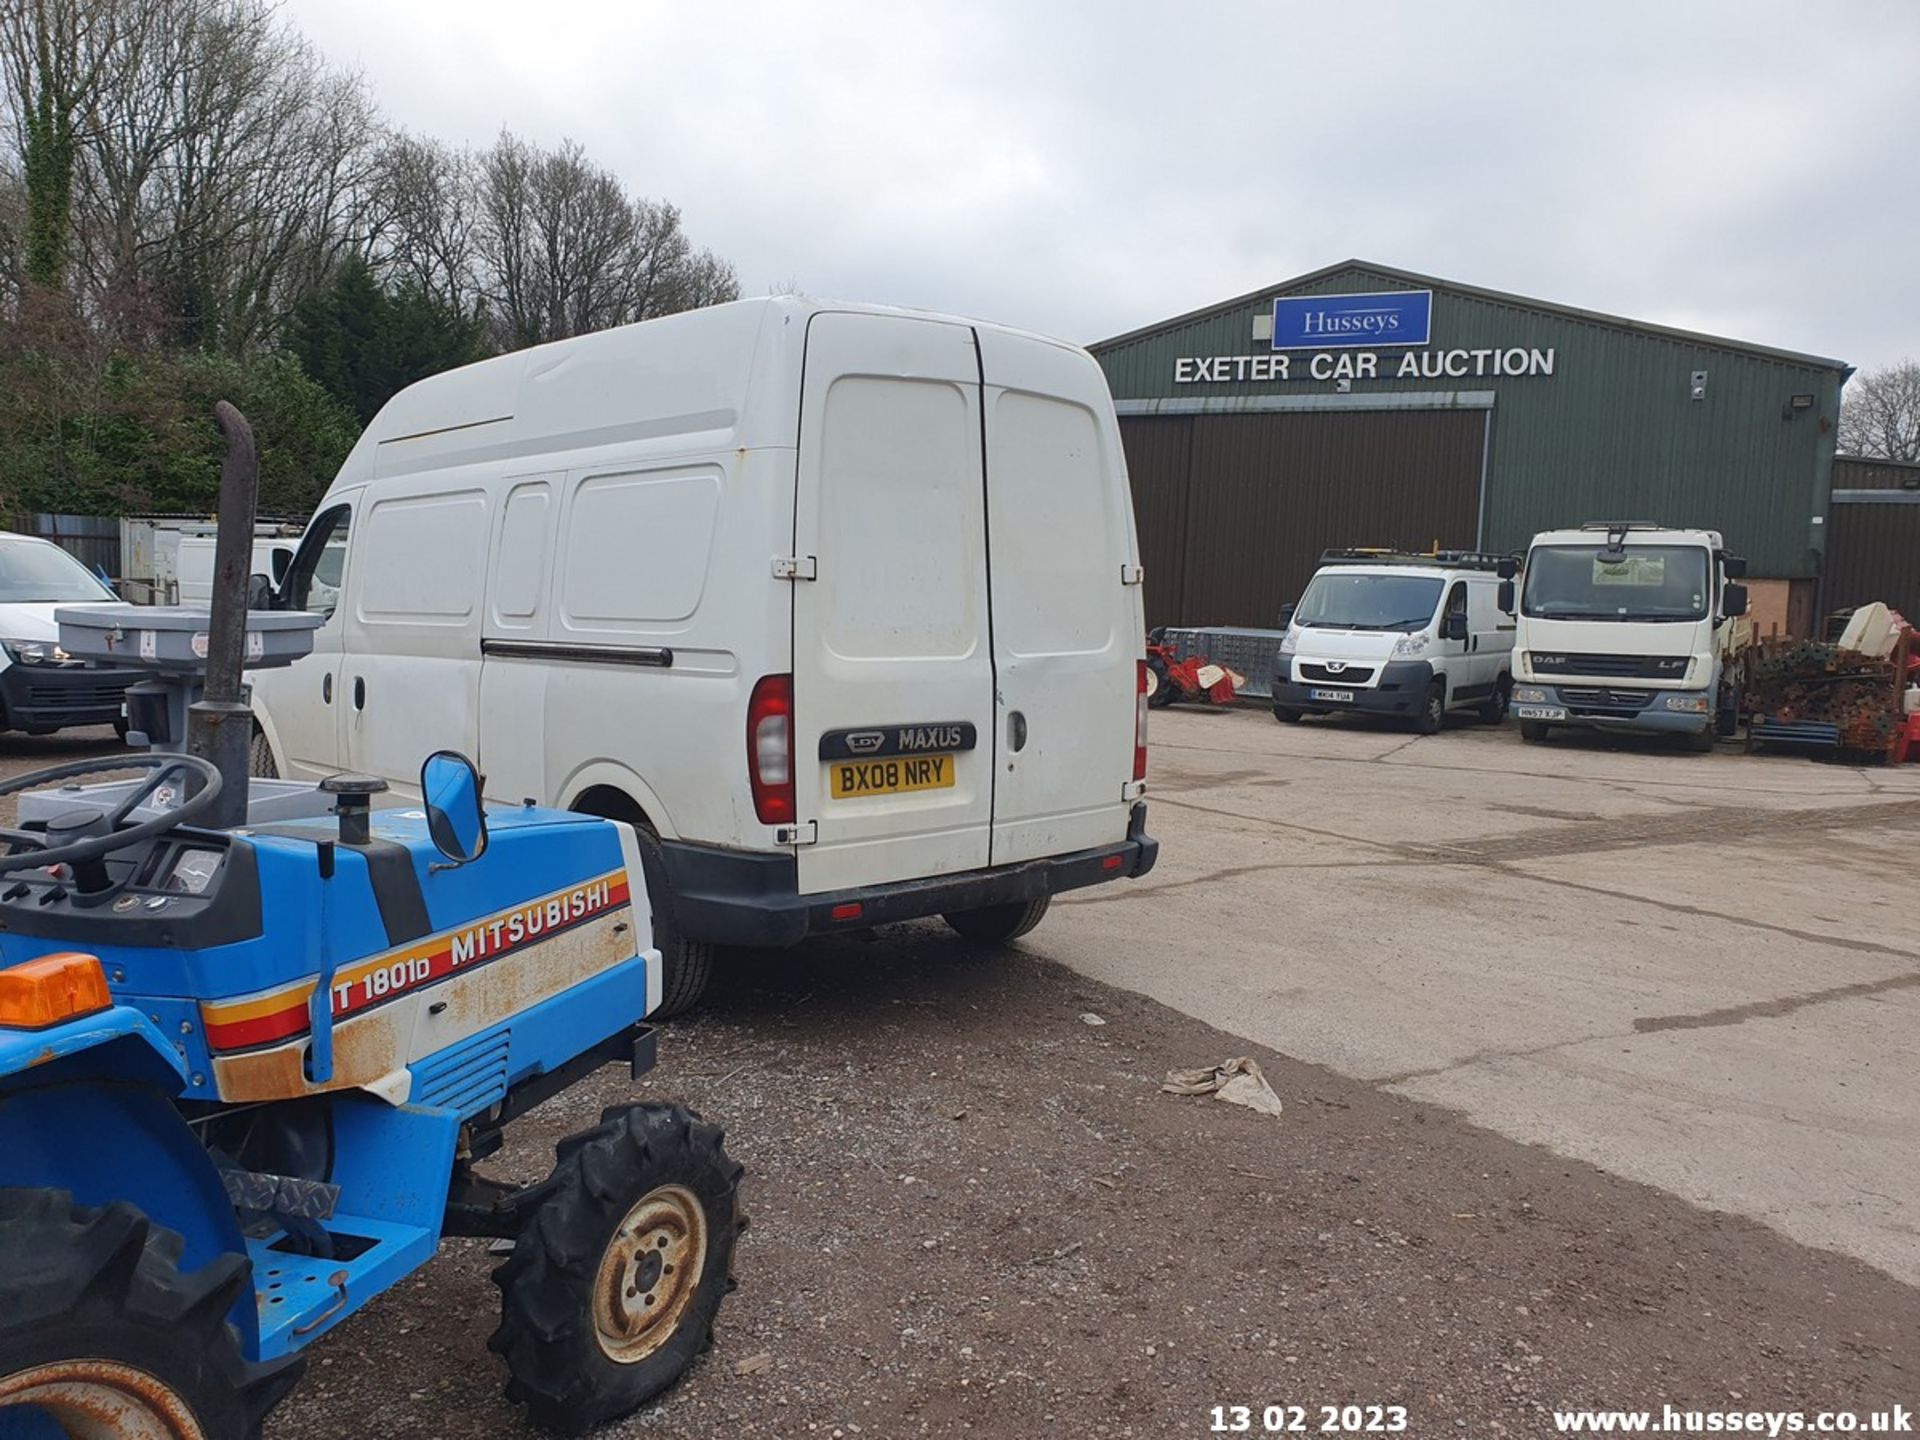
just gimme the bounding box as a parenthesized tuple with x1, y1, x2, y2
(1170, 288, 1559, 386)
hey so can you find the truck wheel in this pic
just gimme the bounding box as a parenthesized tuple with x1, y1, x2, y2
(0, 1189, 302, 1440)
(490, 1105, 744, 1436)
(1415, 681, 1446, 735)
(247, 728, 278, 779)
(629, 826, 713, 1019)
(1685, 728, 1716, 754)
(1477, 676, 1512, 725)
(1145, 657, 1177, 709)
(1519, 720, 1551, 743)
(942, 895, 1051, 944)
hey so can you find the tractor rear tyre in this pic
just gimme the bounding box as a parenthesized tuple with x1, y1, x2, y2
(490, 1105, 744, 1436)
(942, 895, 1051, 945)
(629, 826, 714, 1019)
(1145, 656, 1176, 709)
(0, 1188, 302, 1440)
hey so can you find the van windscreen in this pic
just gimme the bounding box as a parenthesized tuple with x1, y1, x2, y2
(1294, 573, 1443, 632)
(0, 539, 115, 603)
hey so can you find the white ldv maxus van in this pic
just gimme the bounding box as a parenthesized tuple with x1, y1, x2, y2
(248, 298, 1158, 1013)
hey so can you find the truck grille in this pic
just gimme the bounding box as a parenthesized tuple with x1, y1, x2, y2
(1299, 662, 1376, 685)
(1529, 652, 1688, 679)
(1560, 686, 1655, 714)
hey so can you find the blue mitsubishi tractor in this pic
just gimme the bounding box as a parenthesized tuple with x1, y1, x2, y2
(0, 407, 743, 1438)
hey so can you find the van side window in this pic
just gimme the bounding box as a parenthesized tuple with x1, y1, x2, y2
(284, 505, 351, 621)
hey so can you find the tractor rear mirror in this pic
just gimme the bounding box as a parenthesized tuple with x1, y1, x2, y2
(1498, 579, 1516, 614)
(422, 750, 488, 866)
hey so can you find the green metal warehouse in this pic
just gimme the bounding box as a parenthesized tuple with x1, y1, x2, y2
(1090, 260, 1851, 637)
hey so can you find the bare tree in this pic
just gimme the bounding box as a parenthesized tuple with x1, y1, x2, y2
(1839, 360, 1920, 463)
(368, 132, 480, 318)
(470, 130, 738, 350)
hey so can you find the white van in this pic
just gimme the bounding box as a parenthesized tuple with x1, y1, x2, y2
(250, 298, 1158, 1012)
(0, 530, 141, 735)
(1270, 549, 1517, 732)
(176, 532, 298, 608)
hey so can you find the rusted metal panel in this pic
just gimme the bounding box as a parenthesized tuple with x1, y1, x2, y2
(1120, 409, 1483, 628)
(1823, 499, 1920, 621)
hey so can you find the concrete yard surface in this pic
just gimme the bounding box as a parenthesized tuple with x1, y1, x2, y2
(1047, 706, 1920, 1285)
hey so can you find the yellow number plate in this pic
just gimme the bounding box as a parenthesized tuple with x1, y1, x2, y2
(828, 754, 956, 800)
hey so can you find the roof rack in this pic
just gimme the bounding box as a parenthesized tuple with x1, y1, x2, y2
(1577, 521, 1663, 532)
(1318, 547, 1514, 574)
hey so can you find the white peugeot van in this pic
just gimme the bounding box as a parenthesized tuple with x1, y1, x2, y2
(1270, 549, 1518, 732)
(249, 298, 1158, 1012)
(0, 530, 143, 735)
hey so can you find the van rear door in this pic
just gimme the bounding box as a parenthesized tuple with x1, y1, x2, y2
(976, 330, 1141, 863)
(790, 312, 995, 893)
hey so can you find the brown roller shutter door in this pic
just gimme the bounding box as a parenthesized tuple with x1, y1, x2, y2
(1121, 409, 1486, 629)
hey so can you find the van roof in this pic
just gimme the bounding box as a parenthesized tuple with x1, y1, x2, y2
(329, 296, 1098, 494)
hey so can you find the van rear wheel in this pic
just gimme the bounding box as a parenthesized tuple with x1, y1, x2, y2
(627, 827, 713, 1019)
(943, 895, 1050, 945)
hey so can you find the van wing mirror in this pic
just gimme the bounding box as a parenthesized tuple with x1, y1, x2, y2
(271, 547, 293, 584)
(1443, 613, 1468, 642)
(1723, 582, 1749, 619)
(246, 573, 274, 609)
(422, 750, 488, 866)
(1277, 602, 1296, 629)
(1497, 579, 1516, 614)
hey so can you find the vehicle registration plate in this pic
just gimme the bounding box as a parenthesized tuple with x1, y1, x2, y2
(829, 754, 956, 799)
(1308, 688, 1356, 703)
(1515, 705, 1568, 721)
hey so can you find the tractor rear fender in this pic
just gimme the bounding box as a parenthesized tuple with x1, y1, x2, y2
(0, 1002, 190, 1091)
(0, 1078, 258, 1354)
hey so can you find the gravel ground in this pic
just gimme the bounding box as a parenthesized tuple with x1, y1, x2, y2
(271, 927, 1917, 1440)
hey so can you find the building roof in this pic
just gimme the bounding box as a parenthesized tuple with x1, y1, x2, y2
(1090, 259, 1851, 376)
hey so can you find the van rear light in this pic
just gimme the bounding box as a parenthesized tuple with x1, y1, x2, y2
(1134, 660, 1149, 781)
(747, 674, 795, 825)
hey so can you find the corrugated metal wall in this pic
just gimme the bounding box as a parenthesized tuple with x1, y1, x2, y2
(1832, 456, 1920, 491)
(1823, 498, 1920, 621)
(1124, 410, 1484, 628)
(1095, 265, 1847, 581)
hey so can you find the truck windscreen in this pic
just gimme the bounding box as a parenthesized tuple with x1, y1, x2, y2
(1521, 545, 1709, 621)
(1294, 573, 1443, 631)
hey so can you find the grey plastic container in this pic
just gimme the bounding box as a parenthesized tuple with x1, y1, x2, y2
(55, 604, 322, 671)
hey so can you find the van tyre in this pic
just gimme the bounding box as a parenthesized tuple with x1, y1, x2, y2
(1519, 720, 1551, 743)
(629, 826, 713, 1019)
(942, 895, 1051, 945)
(490, 1105, 743, 1436)
(1272, 705, 1303, 724)
(0, 1188, 303, 1439)
(1415, 681, 1447, 735)
(248, 727, 278, 779)
(1477, 676, 1512, 725)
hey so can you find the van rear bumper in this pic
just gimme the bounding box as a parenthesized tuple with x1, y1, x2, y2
(659, 803, 1159, 948)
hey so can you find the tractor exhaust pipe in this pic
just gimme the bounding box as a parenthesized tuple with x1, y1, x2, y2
(184, 401, 260, 829)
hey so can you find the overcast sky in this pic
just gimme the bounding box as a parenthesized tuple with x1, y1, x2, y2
(285, 0, 1919, 373)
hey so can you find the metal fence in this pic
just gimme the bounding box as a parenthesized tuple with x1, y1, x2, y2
(10, 513, 120, 579)
(1157, 625, 1285, 699)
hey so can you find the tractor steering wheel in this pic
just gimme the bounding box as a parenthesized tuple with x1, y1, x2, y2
(0, 754, 224, 876)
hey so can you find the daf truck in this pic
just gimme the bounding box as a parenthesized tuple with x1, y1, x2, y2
(1509, 522, 1748, 751)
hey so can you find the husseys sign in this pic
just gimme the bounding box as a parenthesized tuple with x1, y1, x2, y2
(1172, 288, 1558, 386)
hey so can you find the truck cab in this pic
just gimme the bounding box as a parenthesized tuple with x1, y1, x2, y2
(1510, 522, 1748, 750)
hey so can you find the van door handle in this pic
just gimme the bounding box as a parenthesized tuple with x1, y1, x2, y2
(1008, 711, 1027, 752)
(323, 673, 332, 704)
(352, 676, 365, 711)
